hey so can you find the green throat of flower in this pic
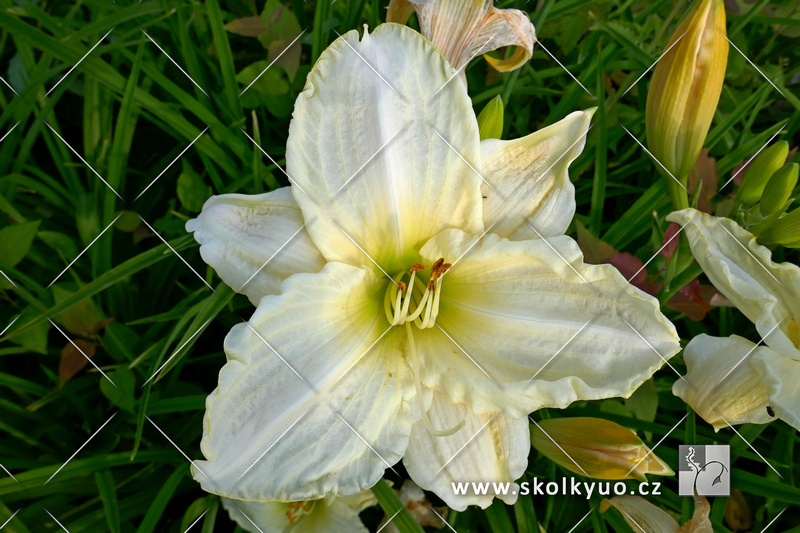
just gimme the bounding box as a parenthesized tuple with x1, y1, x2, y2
(384, 259, 465, 438)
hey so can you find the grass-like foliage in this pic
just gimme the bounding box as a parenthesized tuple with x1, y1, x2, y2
(0, 0, 798, 531)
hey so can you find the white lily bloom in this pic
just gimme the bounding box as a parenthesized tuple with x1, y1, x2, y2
(187, 24, 680, 510)
(387, 0, 536, 74)
(668, 208, 800, 431)
(222, 489, 377, 533)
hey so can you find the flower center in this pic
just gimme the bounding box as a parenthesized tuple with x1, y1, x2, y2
(383, 258, 450, 329)
(383, 259, 465, 438)
(285, 501, 316, 525)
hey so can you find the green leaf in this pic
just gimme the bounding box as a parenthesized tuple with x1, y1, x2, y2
(0, 220, 40, 267)
(371, 480, 424, 533)
(135, 466, 188, 533)
(95, 470, 121, 533)
(237, 61, 294, 116)
(8, 307, 50, 355)
(100, 366, 137, 413)
(624, 378, 658, 423)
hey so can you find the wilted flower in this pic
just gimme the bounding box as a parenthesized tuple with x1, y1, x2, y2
(187, 24, 679, 510)
(531, 417, 673, 481)
(387, 0, 536, 75)
(668, 208, 800, 431)
(601, 494, 712, 532)
(646, 0, 728, 205)
(222, 490, 377, 533)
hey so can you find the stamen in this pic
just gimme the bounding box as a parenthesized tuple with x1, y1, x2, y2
(430, 258, 445, 277)
(405, 322, 465, 437)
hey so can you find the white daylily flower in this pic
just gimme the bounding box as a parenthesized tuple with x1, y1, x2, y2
(601, 495, 712, 533)
(188, 24, 680, 510)
(668, 208, 800, 431)
(222, 489, 377, 533)
(387, 0, 536, 74)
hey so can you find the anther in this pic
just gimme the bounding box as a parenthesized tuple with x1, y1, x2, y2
(430, 258, 445, 277)
(410, 263, 424, 273)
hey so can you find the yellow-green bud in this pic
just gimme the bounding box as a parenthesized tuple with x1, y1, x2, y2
(530, 417, 673, 482)
(646, 0, 728, 180)
(760, 163, 799, 215)
(772, 208, 800, 246)
(738, 141, 789, 205)
(477, 95, 504, 140)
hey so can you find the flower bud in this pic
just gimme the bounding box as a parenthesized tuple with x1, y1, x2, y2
(738, 141, 790, 205)
(646, 0, 728, 181)
(530, 417, 673, 482)
(760, 162, 798, 214)
(771, 207, 800, 247)
(477, 96, 504, 140)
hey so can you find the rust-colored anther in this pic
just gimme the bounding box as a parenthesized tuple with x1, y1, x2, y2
(427, 280, 436, 291)
(397, 281, 407, 292)
(410, 263, 425, 273)
(430, 258, 445, 277)
(440, 263, 452, 275)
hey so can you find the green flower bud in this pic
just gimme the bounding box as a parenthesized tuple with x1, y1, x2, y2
(477, 95, 504, 140)
(772, 207, 800, 246)
(760, 163, 799, 215)
(738, 141, 789, 205)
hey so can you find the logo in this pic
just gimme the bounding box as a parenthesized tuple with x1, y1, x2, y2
(678, 445, 730, 496)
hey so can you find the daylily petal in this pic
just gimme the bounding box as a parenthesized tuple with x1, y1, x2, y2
(672, 335, 774, 431)
(667, 209, 800, 360)
(194, 263, 414, 501)
(286, 24, 483, 274)
(403, 389, 528, 511)
(751, 349, 800, 430)
(186, 187, 325, 305)
(481, 109, 594, 240)
(222, 496, 371, 533)
(387, 0, 536, 73)
(601, 495, 680, 533)
(416, 229, 681, 418)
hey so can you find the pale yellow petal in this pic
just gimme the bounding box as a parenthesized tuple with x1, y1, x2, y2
(751, 349, 800, 430)
(601, 496, 680, 533)
(403, 390, 529, 511)
(186, 187, 325, 305)
(481, 109, 594, 240)
(287, 24, 483, 274)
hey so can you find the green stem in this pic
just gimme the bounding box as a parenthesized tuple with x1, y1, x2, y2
(668, 177, 690, 211)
